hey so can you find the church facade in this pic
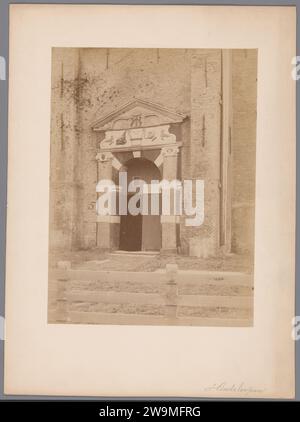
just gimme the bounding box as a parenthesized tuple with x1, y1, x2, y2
(49, 48, 257, 258)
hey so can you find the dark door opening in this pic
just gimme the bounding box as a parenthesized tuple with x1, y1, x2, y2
(120, 212, 142, 251)
(118, 158, 162, 252)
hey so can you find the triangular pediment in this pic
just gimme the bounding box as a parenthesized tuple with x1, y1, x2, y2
(92, 98, 185, 131)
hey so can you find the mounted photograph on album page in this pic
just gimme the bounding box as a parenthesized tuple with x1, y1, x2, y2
(4, 4, 296, 398)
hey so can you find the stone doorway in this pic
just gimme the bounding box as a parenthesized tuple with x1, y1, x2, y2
(93, 98, 183, 253)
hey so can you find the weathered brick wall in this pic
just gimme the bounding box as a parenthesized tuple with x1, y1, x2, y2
(70, 48, 192, 250)
(50, 48, 82, 250)
(180, 50, 222, 257)
(231, 50, 257, 254)
(50, 48, 257, 258)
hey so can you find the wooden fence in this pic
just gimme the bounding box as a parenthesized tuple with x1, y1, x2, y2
(49, 265, 253, 327)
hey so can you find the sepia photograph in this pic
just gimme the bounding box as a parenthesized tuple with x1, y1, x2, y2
(48, 47, 257, 327)
(4, 3, 296, 400)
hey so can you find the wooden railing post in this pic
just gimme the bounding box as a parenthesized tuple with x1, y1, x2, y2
(56, 261, 71, 323)
(165, 263, 178, 320)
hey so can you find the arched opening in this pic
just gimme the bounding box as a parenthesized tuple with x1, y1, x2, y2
(119, 158, 162, 251)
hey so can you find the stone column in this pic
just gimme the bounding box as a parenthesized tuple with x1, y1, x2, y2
(96, 152, 120, 250)
(161, 145, 180, 253)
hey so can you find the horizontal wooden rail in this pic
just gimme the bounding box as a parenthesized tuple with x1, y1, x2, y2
(50, 269, 252, 286)
(67, 290, 252, 308)
(54, 311, 253, 327)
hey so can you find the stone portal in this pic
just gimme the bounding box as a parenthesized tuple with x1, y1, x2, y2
(92, 98, 185, 253)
